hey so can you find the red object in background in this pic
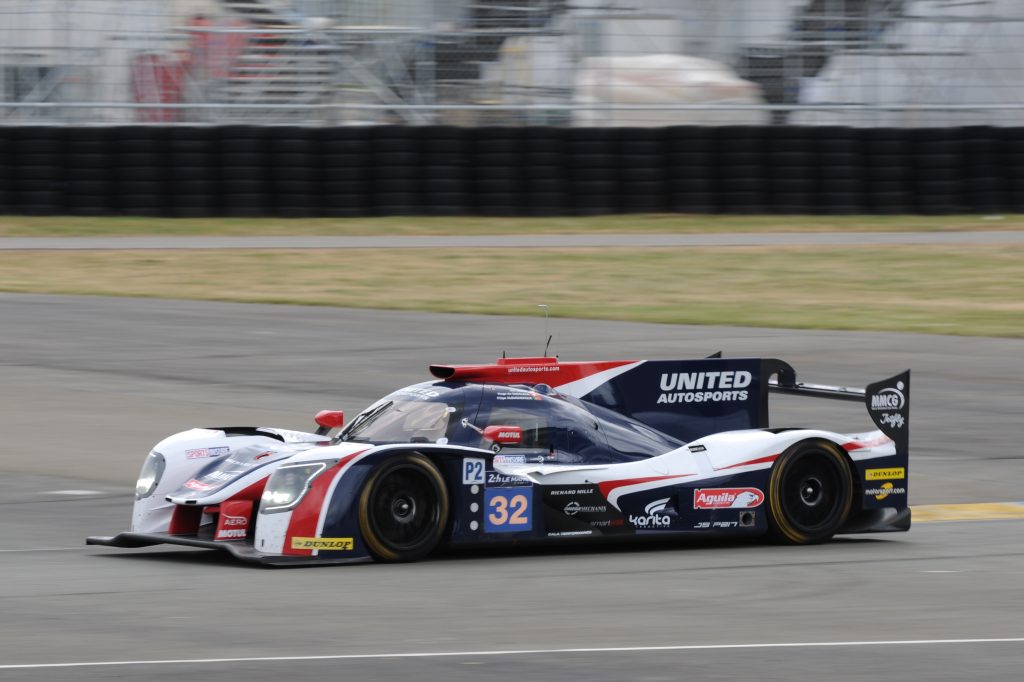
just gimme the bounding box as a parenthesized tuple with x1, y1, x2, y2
(131, 53, 186, 122)
(131, 15, 251, 122)
(188, 15, 250, 80)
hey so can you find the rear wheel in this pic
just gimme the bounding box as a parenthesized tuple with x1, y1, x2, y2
(766, 440, 853, 544)
(358, 454, 449, 562)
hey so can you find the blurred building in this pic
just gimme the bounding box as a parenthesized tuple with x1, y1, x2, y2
(0, 0, 1021, 125)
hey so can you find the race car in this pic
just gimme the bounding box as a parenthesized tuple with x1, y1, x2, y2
(88, 354, 911, 565)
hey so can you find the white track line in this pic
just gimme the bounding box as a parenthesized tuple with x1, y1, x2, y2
(0, 547, 85, 553)
(3, 638, 1023, 670)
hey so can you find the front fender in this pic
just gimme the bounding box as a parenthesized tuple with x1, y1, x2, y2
(132, 429, 286, 533)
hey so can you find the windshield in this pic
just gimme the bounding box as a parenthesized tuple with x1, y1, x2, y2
(341, 400, 455, 444)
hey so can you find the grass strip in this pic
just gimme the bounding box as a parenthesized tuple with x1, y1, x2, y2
(0, 245, 1020, 337)
(0, 214, 1022, 237)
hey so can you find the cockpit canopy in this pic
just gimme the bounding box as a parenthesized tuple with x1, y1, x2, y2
(338, 380, 682, 464)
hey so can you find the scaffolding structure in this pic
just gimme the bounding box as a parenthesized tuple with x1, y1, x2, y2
(1, 0, 1023, 125)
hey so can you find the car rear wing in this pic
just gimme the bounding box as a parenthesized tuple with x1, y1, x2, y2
(764, 358, 910, 455)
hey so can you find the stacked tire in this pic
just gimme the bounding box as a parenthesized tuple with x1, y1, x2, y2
(113, 126, 166, 216)
(167, 127, 218, 217)
(420, 125, 470, 215)
(618, 128, 665, 213)
(523, 127, 567, 216)
(666, 126, 716, 214)
(767, 126, 817, 214)
(320, 127, 369, 217)
(66, 128, 114, 216)
(220, 125, 269, 217)
(269, 126, 319, 217)
(472, 127, 523, 216)
(998, 127, 1024, 213)
(963, 126, 1005, 214)
(13, 126, 64, 215)
(815, 126, 865, 214)
(715, 126, 767, 213)
(863, 127, 912, 214)
(371, 127, 419, 215)
(911, 128, 964, 214)
(567, 128, 615, 215)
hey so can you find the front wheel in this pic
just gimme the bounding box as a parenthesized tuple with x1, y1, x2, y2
(358, 453, 449, 562)
(766, 440, 853, 544)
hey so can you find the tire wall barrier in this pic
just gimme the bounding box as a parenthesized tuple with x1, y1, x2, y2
(0, 125, 1020, 216)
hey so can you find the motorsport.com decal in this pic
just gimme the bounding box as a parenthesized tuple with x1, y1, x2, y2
(657, 370, 753, 404)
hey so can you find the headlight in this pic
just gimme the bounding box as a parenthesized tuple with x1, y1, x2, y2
(135, 451, 166, 500)
(259, 461, 332, 514)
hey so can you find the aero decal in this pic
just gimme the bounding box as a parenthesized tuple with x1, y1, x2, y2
(555, 361, 645, 398)
(285, 451, 366, 556)
(716, 454, 779, 471)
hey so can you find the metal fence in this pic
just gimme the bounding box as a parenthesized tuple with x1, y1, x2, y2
(2, 0, 1024, 126)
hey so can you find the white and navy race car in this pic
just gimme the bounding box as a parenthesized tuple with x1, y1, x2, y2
(88, 355, 910, 565)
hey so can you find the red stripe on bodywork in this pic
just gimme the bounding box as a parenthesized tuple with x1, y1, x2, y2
(167, 504, 203, 535)
(842, 435, 892, 451)
(283, 451, 365, 556)
(428, 360, 635, 388)
(598, 475, 689, 499)
(717, 453, 779, 470)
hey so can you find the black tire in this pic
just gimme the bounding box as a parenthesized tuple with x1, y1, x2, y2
(358, 454, 449, 562)
(766, 440, 853, 544)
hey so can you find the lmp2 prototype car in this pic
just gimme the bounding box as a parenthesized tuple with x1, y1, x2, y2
(88, 354, 910, 565)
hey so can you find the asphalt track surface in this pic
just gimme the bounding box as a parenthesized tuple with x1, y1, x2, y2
(1, 294, 1022, 680)
(2, 229, 1024, 250)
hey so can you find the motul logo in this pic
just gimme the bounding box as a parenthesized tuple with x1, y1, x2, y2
(498, 432, 519, 440)
(215, 528, 247, 540)
(693, 488, 764, 509)
(659, 371, 752, 391)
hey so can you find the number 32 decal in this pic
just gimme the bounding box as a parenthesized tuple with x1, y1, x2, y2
(484, 487, 533, 533)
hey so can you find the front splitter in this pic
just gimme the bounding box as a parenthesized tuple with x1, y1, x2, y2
(86, 532, 371, 567)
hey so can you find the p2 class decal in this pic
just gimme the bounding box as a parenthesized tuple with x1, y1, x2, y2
(692, 488, 765, 510)
(461, 457, 485, 485)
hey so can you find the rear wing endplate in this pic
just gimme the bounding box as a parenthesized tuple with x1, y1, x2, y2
(763, 359, 910, 455)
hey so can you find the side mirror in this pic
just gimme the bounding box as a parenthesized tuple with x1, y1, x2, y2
(482, 425, 523, 446)
(314, 410, 345, 436)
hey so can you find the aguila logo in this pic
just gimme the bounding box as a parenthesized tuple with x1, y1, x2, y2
(693, 488, 764, 509)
